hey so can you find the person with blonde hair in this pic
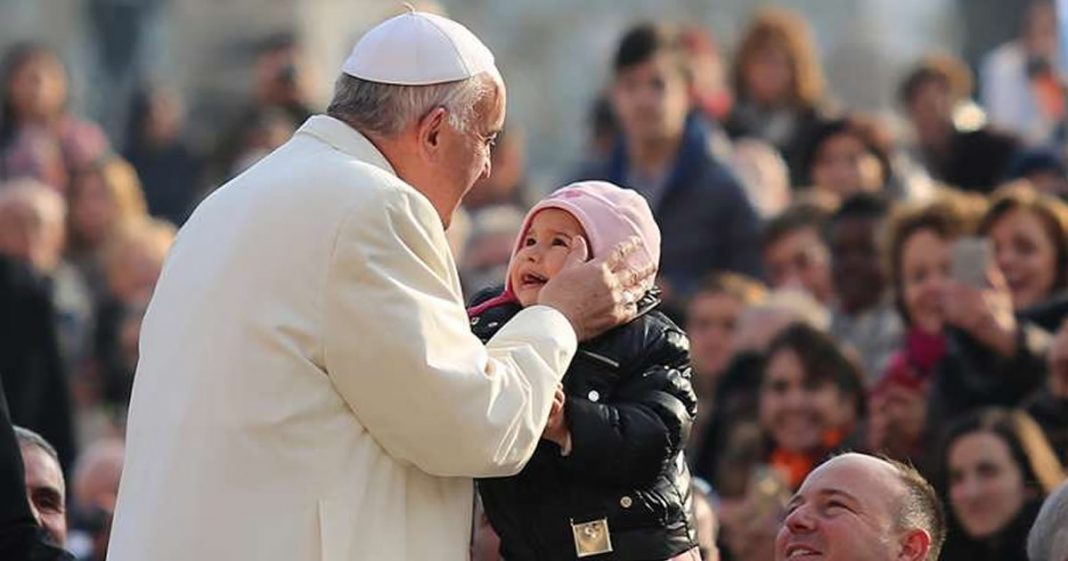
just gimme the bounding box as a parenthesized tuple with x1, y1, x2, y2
(726, 7, 831, 185)
(101, 218, 175, 306)
(66, 156, 148, 304)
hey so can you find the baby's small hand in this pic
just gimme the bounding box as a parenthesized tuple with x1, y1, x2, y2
(542, 386, 570, 450)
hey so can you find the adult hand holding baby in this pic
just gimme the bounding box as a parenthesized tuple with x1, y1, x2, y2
(537, 235, 656, 341)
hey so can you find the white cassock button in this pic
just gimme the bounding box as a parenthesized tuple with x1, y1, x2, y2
(487, 321, 499, 328)
(620, 496, 633, 508)
(588, 390, 600, 402)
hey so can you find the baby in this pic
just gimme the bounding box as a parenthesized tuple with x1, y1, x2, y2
(468, 181, 700, 561)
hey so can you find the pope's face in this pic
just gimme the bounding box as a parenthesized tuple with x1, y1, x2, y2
(441, 80, 506, 223)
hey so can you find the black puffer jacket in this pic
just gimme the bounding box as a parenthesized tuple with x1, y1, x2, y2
(470, 289, 699, 561)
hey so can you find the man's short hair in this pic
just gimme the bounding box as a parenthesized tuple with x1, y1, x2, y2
(692, 272, 766, 306)
(14, 426, 60, 464)
(884, 458, 946, 561)
(761, 201, 832, 252)
(897, 53, 973, 108)
(1028, 481, 1068, 561)
(613, 23, 687, 77)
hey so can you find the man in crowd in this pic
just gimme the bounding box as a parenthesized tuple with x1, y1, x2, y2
(827, 194, 903, 381)
(15, 427, 67, 549)
(108, 10, 650, 561)
(761, 201, 834, 305)
(0, 372, 72, 561)
(777, 453, 945, 561)
(574, 22, 761, 299)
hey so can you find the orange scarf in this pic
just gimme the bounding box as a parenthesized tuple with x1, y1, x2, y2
(769, 429, 847, 489)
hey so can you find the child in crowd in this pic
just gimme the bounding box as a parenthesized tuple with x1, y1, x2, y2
(468, 181, 699, 561)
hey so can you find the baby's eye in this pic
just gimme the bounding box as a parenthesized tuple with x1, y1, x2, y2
(523, 237, 536, 247)
(552, 237, 570, 247)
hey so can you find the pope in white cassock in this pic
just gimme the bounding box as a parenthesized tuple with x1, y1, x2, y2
(106, 10, 652, 561)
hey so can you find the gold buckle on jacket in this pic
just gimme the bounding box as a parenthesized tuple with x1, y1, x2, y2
(571, 518, 613, 558)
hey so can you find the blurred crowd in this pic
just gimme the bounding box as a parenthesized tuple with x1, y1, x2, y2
(2, 2, 1068, 561)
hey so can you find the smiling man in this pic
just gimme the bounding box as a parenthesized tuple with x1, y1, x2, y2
(776, 453, 945, 561)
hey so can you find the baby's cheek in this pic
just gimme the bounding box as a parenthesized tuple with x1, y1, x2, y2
(543, 253, 571, 278)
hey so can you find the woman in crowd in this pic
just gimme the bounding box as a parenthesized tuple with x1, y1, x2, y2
(757, 322, 865, 490)
(726, 7, 830, 185)
(66, 155, 149, 304)
(0, 42, 110, 191)
(978, 182, 1068, 317)
(937, 408, 1066, 561)
(710, 322, 861, 561)
(871, 193, 986, 466)
(798, 116, 894, 202)
(918, 183, 1065, 443)
(690, 289, 829, 484)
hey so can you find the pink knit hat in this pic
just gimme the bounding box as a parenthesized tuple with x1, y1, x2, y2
(468, 181, 660, 316)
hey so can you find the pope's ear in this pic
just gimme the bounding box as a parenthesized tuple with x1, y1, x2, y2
(418, 107, 448, 154)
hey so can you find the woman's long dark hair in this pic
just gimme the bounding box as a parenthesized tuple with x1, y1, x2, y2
(936, 408, 1066, 560)
(938, 408, 1065, 506)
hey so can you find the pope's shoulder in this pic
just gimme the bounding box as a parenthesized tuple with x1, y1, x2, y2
(287, 127, 436, 222)
(213, 124, 434, 221)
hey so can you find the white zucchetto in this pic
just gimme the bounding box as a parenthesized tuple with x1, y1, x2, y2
(341, 11, 498, 85)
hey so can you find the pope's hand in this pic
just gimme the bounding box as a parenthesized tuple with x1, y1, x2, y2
(537, 235, 655, 341)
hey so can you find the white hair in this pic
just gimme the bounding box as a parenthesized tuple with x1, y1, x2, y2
(14, 425, 60, 464)
(0, 178, 66, 225)
(1029, 481, 1068, 561)
(327, 71, 497, 137)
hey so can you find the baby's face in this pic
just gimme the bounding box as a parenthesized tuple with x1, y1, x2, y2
(510, 208, 586, 307)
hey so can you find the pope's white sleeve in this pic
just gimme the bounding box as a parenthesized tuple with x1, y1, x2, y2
(322, 186, 577, 478)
